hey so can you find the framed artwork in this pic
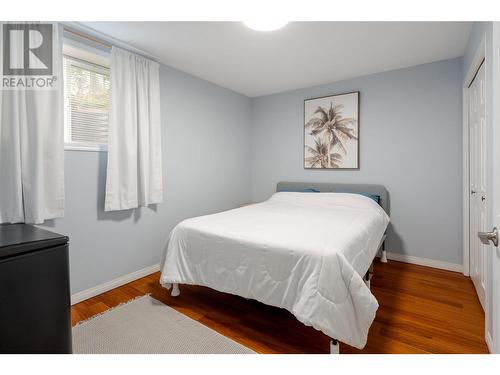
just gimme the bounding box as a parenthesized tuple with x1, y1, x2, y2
(304, 91, 359, 169)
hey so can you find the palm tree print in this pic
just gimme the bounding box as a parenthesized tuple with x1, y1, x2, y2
(305, 138, 343, 168)
(304, 94, 358, 168)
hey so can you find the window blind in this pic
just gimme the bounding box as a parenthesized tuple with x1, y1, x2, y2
(63, 56, 110, 146)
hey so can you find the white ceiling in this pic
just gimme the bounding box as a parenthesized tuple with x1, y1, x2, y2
(82, 22, 472, 97)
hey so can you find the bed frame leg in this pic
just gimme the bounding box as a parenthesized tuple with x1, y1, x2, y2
(171, 283, 180, 297)
(380, 239, 388, 263)
(381, 249, 388, 263)
(364, 270, 371, 290)
(330, 339, 340, 354)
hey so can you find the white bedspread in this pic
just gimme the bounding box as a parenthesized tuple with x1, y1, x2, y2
(160, 192, 390, 348)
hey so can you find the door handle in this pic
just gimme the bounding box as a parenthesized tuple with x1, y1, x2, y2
(478, 227, 498, 247)
(471, 190, 476, 195)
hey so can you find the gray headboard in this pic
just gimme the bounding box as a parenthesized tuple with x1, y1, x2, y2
(276, 181, 390, 215)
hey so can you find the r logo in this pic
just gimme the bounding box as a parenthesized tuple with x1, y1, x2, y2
(2, 23, 53, 76)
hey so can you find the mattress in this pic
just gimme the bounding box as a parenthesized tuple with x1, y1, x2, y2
(160, 192, 390, 348)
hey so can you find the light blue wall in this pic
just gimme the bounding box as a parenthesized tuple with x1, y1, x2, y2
(41, 53, 466, 294)
(250, 58, 464, 264)
(42, 64, 252, 294)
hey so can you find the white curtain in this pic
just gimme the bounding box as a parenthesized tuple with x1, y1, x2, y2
(105, 47, 162, 211)
(0, 22, 64, 224)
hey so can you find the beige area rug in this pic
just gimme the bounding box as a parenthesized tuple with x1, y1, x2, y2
(72, 295, 255, 354)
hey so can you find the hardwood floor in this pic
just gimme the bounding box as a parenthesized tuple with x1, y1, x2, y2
(72, 260, 489, 354)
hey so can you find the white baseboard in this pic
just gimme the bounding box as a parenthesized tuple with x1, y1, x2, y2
(384, 252, 463, 273)
(71, 263, 161, 305)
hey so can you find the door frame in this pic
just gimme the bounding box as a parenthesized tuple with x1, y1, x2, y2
(491, 21, 500, 354)
(463, 35, 486, 277)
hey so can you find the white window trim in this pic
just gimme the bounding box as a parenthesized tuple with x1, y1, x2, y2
(64, 142, 108, 152)
(63, 37, 110, 153)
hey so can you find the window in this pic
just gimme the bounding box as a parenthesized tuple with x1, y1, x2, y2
(63, 53, 110, 151)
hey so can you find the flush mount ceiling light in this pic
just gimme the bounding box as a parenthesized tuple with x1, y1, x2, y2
(243, 20, 288, 32)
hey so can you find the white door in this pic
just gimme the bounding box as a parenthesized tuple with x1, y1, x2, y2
(469, 60, 488, 310)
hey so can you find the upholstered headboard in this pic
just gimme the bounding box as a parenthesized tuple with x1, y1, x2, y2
(276, 181, 390, 215)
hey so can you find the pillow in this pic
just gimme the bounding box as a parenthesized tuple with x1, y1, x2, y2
(346, 192, 380, 203)
(278, 188, 379, 202)
(302, 188, 320, 193)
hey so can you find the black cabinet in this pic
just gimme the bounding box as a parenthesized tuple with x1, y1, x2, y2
(0, 224, 72, 354)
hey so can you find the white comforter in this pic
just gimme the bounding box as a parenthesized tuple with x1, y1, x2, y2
(160, 192, 390, 348)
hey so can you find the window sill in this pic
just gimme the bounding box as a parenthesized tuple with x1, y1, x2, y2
(64, 143, 108, 152)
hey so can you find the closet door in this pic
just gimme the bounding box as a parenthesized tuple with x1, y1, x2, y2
(469, 60, 487, 310)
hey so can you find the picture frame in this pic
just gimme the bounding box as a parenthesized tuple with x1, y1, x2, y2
(304, 91, 359, 169)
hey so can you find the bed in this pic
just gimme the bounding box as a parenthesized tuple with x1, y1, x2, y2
(160, 182, 390, 353)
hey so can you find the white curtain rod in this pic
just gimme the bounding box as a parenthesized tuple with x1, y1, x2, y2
(63, 27, 112, 49)
(60, 22, 160, 63)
